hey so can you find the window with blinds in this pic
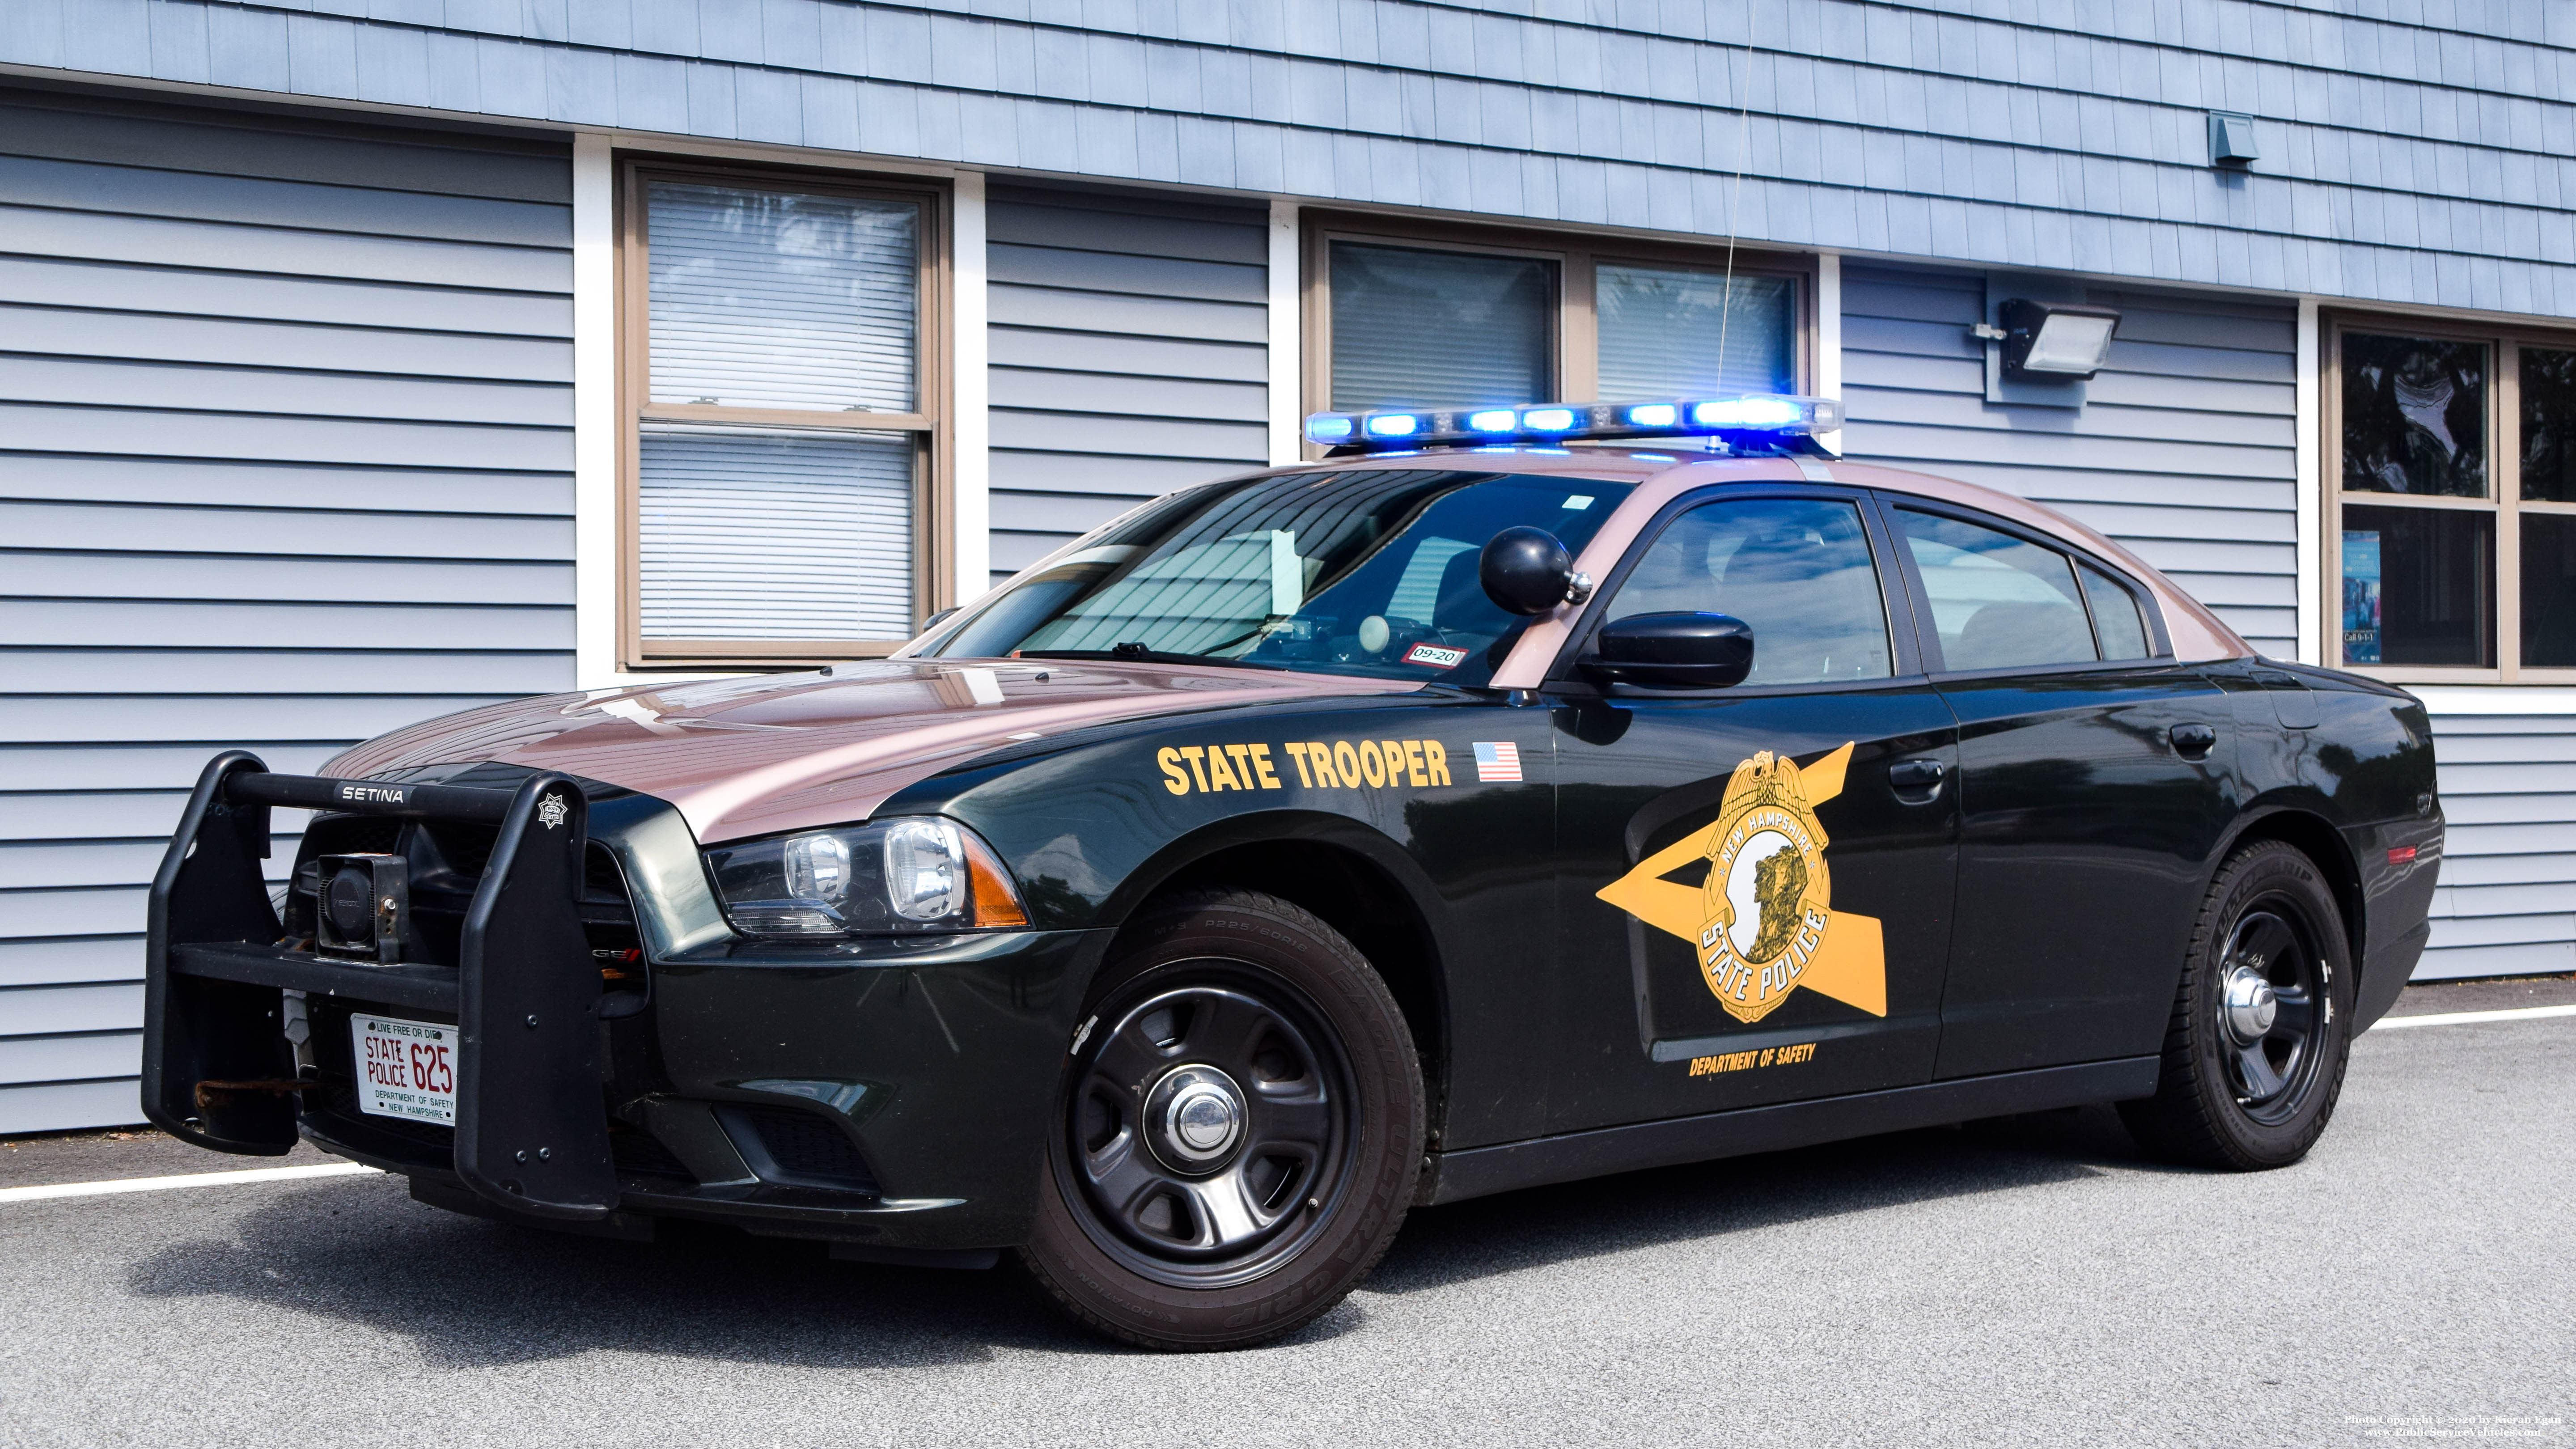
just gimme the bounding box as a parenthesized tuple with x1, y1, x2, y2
(1311, 217, 1804, 426)
(623, 164, 944, 666)
(1597, 265, 1795, 398)
(1329, 243, 1553, 410)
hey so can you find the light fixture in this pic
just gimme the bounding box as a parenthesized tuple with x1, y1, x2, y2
(1996, 300, 2122, 381)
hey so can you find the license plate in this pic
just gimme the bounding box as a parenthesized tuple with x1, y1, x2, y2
(350, 1013, 459, 1126)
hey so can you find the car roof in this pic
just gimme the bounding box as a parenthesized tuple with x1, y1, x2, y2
(1260, 444, 2250, 674)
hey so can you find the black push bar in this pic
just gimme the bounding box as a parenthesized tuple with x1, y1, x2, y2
(225, 771, 518, 824)
(141, 751, 621, 1220)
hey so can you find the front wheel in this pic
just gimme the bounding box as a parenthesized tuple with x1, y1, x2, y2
(1017, 888, 1424, 1350)
(2119, 840, 2354, 1170)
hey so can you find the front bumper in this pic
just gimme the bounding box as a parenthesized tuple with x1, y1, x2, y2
(144, 752, 1106, 1252)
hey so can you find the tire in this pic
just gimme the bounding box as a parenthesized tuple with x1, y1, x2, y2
(2118, 839, 2355, 1170)
(1017, 887, 1424, 1351)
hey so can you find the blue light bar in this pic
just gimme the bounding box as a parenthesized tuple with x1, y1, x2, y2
(1303, 395, 1843, 452)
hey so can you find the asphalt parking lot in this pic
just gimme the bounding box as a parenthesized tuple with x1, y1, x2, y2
(4, 982, 2569, 1449)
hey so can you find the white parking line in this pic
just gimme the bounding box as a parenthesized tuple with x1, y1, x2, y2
(0, 1162, 381, 1204)
(2371, 1003, 2576, 1031)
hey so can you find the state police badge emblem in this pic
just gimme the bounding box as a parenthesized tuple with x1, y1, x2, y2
(1596, 742, 1887, 1025)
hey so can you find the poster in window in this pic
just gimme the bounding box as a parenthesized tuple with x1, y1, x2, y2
(2343, 530, 2382, 664)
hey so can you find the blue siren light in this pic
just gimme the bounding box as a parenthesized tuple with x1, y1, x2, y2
(1303, 396, 1842, 453)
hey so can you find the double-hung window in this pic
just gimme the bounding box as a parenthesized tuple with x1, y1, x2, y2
(1305, 215, 1804, 423)
(621, 161, 947, 668)
(2329, 316, 2576, 680)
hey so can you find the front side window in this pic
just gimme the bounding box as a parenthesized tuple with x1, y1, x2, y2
(2330, 322, 2576, 678)
(1898, 511, 2141, 673)
(1603, 498, 1892, 686)
(625, 165, 941, 666)
(920, 471, 1634, 687)
(1314, 220, 1801, 419)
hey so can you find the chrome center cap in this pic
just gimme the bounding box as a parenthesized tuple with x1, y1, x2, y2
(2222, 965, 2279, 1044)
(1145, 1065, 1245, 1170)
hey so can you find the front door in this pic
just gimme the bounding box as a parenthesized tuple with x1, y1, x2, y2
(1881, 502, 2238, 1078)
(1548, 490, 1962, 1134)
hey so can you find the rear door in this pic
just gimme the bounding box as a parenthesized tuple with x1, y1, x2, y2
(1881, 501, 2236, 1078)
(1545, 488, 1962, 1133)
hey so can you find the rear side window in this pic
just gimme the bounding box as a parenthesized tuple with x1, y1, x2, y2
(2080, 562, 2153, 660)
(1897, 510, 2099, 671)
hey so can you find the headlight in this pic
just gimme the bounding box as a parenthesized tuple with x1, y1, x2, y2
(703, 817, 1030, 938)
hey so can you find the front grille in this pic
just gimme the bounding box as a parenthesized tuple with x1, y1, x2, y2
(305, 816, 402, 856)
(728, 1105, 878, 1191)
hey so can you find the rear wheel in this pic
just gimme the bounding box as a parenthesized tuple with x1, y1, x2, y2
(2119, 840, 2353, 1170)
(1017, 888, 1423, 1350)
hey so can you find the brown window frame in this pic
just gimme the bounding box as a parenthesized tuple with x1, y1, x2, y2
(617, 156, 953, 670)
(2324, 309, 2576, 684)
(1299, 211, 1814, 455)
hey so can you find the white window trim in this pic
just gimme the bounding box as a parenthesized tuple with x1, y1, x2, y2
(1815, 252, 1842, 458)
(952, 170, 991, 602)
(1267, 199, 1303, 466)
(2295, 295, 2322, 664)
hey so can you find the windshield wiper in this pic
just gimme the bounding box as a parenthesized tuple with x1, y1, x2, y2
(1017, 646, 1284, 671)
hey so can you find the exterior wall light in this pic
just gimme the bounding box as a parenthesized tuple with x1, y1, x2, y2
(1995, 299, 2122, 381)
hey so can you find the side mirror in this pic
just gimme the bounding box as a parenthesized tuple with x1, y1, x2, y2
(1481, 527, 1577, 616)
(1582, 612, 1755, 689)
(917, 606, 959, 635)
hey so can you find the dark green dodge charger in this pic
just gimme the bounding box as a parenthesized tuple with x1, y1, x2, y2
(146, 399, 2441, 1350)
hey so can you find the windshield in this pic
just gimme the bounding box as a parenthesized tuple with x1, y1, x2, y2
(917, 469, 1635, 686)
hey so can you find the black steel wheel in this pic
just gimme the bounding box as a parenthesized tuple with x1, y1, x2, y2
(1018, 887, 1423, 1350)
(2120, 839, 2355, 1170)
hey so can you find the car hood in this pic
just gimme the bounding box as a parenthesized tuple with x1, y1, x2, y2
(323, 660, 1419, 845)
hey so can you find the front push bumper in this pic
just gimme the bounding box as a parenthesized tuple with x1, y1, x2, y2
(144, 751, 1106, 1252)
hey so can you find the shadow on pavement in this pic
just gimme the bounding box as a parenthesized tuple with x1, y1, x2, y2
(1374, 1103, 2157, 1296)
(120, 1104, 2156, 1363)
(123, 1183, 1099, 1369)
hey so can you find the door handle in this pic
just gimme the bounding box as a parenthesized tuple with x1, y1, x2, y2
(2170, 723, 2218, 759)
(1888, 758, 1947, 800)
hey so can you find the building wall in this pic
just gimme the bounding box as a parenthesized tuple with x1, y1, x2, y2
(984, 183, 1271, 586)
(0, 85, 576, 1133)
(1839, 262, 2299, 657)
(2419, 699, 2576, 980)
(3, 1, 2569, 320)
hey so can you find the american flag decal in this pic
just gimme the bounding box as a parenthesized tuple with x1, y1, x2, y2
(1472, 741, 1523, 783)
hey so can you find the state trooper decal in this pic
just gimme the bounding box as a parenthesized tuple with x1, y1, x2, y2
(1596, 743, 1887, 1025)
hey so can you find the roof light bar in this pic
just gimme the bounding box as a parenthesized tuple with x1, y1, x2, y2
(1304, 396, 1844, 452)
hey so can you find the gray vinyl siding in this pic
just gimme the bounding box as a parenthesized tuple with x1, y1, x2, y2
(0, 87, 574, 1135)
(1839, 263, 2299, 657)
(2418, 708, 2576, 981)
(983, 184, 1269, 586)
